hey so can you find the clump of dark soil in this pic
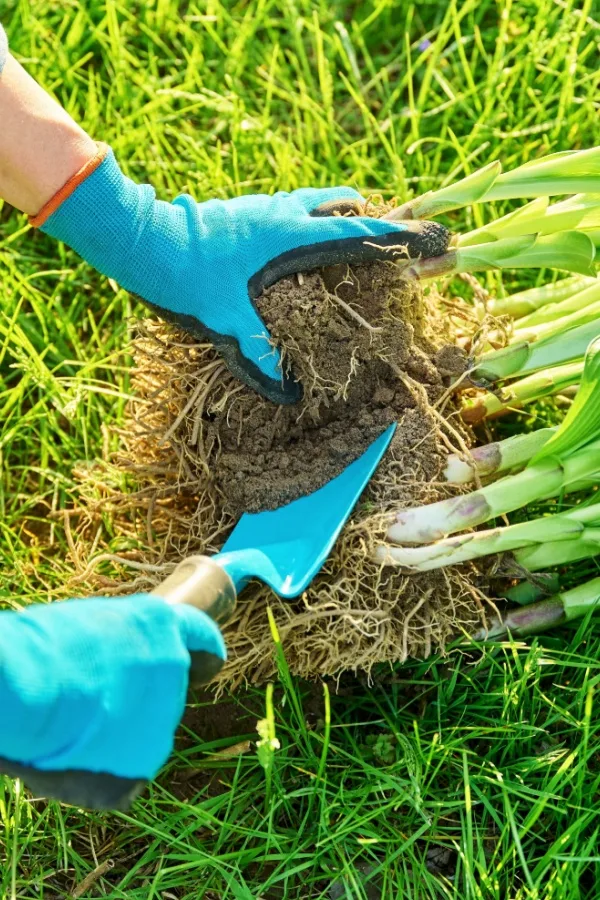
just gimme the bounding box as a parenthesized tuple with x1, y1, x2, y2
(61, 250, 492, 685)
(213, 262, 445, 513)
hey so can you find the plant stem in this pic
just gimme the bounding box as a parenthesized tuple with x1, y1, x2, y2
(462, 362, 583, 423)
(405, 230, 596, 282)
(513, 299, 600, 344)
(386, 161, 502, 220)
(400, 250, 458, 280)
(503, 574, 561, 606)
(443, 428, 556, 483)
(377, 503, 600, 571)
(516, 279, 600, 329)
(472, 318, 600, 383)
(385, 439, 600, 544)
(486, 276, 595, 320)
(391, 148, 600, 219)
(473, 576, 600, 639)
(459, 194, 600, 246)
(515, 528, 600, 571)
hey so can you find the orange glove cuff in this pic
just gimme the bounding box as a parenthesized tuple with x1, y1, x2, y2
(30, 142, 110, 228)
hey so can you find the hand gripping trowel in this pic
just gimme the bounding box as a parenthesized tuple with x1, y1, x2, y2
(151, 424, 395, 675)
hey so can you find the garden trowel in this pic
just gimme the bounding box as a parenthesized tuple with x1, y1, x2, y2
(151, 424, 396, 625)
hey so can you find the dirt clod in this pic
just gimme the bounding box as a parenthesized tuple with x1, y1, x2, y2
(213, 263, 435, 513)
(434, 343, 469, 378)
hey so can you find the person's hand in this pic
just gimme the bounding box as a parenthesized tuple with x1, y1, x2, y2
(0, 593, 225, 809)
(33, 144, 449, 403)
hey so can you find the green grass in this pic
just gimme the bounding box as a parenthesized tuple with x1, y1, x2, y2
(1, 0, 600, 896)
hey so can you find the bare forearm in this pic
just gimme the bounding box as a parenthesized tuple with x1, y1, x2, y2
(0, 54, 96, 215)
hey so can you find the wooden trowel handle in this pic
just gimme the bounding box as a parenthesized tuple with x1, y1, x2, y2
(151, 555, 236, 625)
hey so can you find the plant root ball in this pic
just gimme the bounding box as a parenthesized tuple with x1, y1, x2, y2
(64, 256, 492, 685)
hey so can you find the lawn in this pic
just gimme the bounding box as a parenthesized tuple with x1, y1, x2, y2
(1, 0, 600, 897)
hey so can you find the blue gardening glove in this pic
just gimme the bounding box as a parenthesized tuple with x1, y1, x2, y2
(34, 144, 449, 403)
(0, 594, 225, 809)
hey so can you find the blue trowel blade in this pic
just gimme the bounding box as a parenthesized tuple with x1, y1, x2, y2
(215, 423, 396, 598)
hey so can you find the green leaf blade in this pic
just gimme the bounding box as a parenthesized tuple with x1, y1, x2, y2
(531, 337, 600, 463)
